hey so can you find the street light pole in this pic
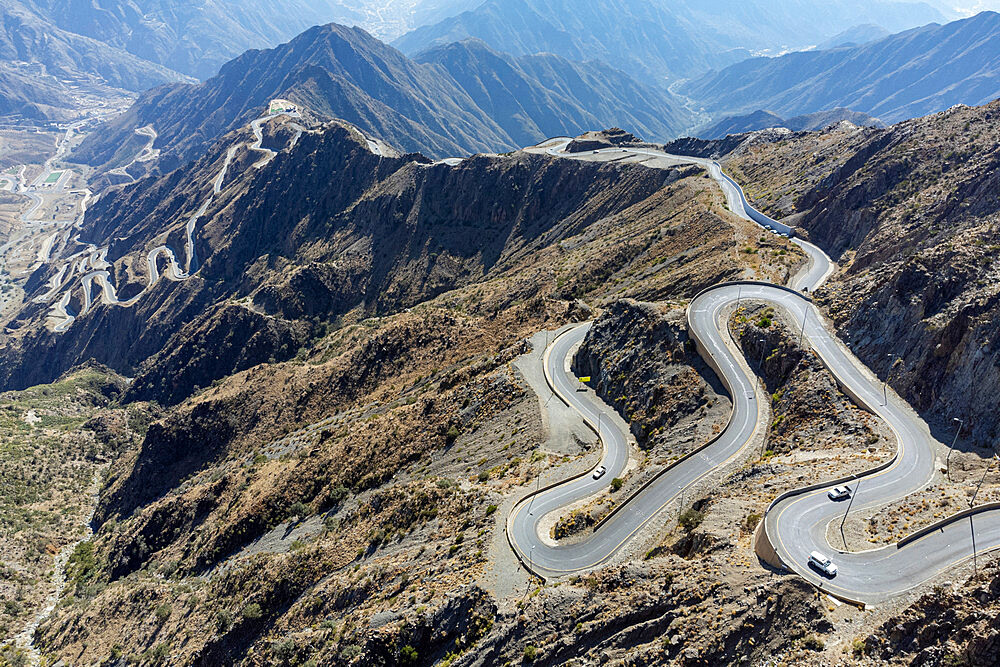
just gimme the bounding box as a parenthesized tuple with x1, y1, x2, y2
(799, 304, 809, 347)
(972, 516, 979, 581)
(970, 454, 998, 509)
(839, 476, 860, 550)
(736, 285, 743, 313)
(883, 354, 897, 406)
(758, 339, 767, 370)
(947, 418, 964, 482)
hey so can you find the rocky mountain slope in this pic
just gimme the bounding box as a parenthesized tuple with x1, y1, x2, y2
(3, 116, 710, 403)
(393, 0, 944, 83)
(9, 0, 475, 81)
(0, 0, 192, 122)
(815, 23, 892, 49)
(74, 22, 692, 173)
(0, 63, 77, 121)
(8, 107, 1000, 663)
(1, 117, 832, 664)
(415, 39, 690, 148)
(681, 11, 1000, 124)
(711, 100, 1000, 452)
(697, 107, 884, 139)
(0, 0, 187, 91)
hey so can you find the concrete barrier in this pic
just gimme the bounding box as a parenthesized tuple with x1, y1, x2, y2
(753, 517, 784, 570)
(541, 324, 580, 408)
(506, 322, 606, 581)
(897, 502, 1000, 548)
(716, 167, 796, 237)
(593, 283, 778, 533)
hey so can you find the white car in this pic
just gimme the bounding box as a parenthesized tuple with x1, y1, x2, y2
(808, 551, 838, 577)
(592, 465, 607, 480)
(827, 485, 852, 501)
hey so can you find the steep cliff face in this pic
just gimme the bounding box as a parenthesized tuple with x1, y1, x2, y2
(574, 300, 729, 454)
(863, 562, 1000, 665)
(3, 119, 680, 404)
(726, 101, 1000, 448)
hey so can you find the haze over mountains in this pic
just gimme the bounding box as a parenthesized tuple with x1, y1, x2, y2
(5, 0, 480, 81)
(8, 0, 1000, 664)
(682, 11, 1000, 123)
(696, 108, 885, 139)
(76, 23, 692, 170)
(393, 0, 946, 82)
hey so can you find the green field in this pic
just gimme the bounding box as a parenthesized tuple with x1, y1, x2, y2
(44, 170, 64, 184)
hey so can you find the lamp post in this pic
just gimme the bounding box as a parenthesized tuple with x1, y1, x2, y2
(972, 516, 979, 580)
(970, 454, 998, 509)
(883, 354, 897, 406)
(947, 418, 963, 482)
(758, 339, 767, 370)
(799, 304, 809, 347)
(839, 476, 860, 550)
(969, 454, 998, 581)
(736, 285, 743, 313)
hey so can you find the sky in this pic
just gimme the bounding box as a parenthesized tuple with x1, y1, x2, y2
(936, 1, 1000, 15)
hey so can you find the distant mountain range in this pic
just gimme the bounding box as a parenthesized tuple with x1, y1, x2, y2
(0, 62, 75, 121)
(815, 24, 892, 49)
(393, 0, 946, 83)
(415, 39, 690, 147)
(76, 24, 692, 170)
(697, 107, 884, 139)
(0, 0, 188, 89)
(681, 11, 1000, 123)
(7, 0, 476, 82)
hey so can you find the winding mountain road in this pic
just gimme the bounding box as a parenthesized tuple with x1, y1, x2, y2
(508, 138, 996, 605)
(38, 109, 296, 332)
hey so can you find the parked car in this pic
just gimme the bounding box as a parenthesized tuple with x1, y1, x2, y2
(593, 465, 607, 480)
(828, 485, 852, 501)
(808, 551, 838, 577)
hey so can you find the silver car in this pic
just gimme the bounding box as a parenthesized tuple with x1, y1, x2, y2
(809, 551, 838, 577)
(828, 485, 851, 501)
(592, 465, 607, 480)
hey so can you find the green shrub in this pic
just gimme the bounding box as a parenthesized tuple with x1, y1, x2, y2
(485, 504, 498, 516)
(328, 485, 350, 505)
(399, 645, 419, 664)
(341, 645, 363, 660)
(679, 508, 705, 532)
(523, 645, 539, 662)
(154, 603, 172, 623)
(273, 639, 296, 661)
(802, 635, 825, 651)
(288, 501, 309, 520)
(243, 603, 263, 620)
(610, 477, 624, 492)
(215, 609, 234, 632)
(66, 541, 98, 589)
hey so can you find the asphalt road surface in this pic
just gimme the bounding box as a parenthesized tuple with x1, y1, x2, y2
(508, 137, 996, 604)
